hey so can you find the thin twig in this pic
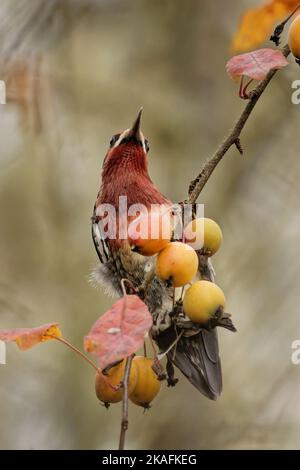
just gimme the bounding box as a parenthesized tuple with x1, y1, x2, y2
(118, 354, 134, 450)
(120, 278, 137, 295)
(188, 44, 290, 203)
(172, 287, 176, 309)
(53, 336, 99, 373)
(156, 330, 184, 361)
(120, 278, 127, 297)
(179, 286, 185, 301)
(148, 331, 158, 356)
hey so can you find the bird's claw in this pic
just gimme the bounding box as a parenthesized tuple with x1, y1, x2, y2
(152, 357, 167, 381)
(166, 360, 179, 387)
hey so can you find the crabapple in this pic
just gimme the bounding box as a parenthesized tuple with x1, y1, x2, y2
(183, 280, 226, 324)
(184, 217, 223, 255)
(129, 356, 161, 408)
(95, 360, 138, 405)
(155, 241, 198, 287)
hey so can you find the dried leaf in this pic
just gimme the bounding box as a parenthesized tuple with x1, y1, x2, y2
(232, 0, 299, 52)
(0, 323, 62, 351)
(84, 295, 152, 368)
(226, 48, 289, 81)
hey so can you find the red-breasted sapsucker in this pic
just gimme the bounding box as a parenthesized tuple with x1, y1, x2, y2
(91, 109, 223, 400)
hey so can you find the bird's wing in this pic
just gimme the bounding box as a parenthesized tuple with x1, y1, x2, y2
(91, 220, 110, 263)
(157, 326, 222, 400)
(91, 203, 110, 264)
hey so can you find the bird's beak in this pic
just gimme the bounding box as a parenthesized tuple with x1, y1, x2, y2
(129, 107, 143, 141)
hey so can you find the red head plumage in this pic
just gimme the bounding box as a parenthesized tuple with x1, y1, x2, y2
(98, 108, 170, 209)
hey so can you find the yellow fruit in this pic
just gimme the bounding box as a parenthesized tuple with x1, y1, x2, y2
(183, 218, 223, 255)
(183, 280, 226, 324)
(128, 208, 173, 256)
(155, 242, 198, 287)
(95, 360, 138, 404)
(129, 356, 161, 408)
(289, 15, 300, 60)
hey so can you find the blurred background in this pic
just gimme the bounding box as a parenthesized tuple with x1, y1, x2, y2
(0, 0, 300, 450)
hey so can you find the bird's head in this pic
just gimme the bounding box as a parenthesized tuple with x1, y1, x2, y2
(102, 108, 150, 179)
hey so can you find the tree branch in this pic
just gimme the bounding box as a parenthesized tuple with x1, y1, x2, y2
(187, 44, 290, 203)
(118, 354, 134, 450)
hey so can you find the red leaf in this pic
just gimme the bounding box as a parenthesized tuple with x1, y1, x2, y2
(0, 323, 62, 351)
(84, 295, 152, 368)
(226, 48, 289, 81)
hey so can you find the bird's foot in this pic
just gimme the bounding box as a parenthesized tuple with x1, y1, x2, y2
(166, 359, 179, 387)
(152, 357, 167, 381)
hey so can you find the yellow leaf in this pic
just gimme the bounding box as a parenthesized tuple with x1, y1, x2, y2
(232, 0, 296, 52)
(41, 324, 62, 342)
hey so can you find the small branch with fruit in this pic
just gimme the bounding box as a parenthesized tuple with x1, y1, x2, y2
(1, 6, 300, 452)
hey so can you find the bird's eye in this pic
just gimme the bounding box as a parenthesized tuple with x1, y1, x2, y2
(109, 134, 119, 148)
(145, 139, 150, 153)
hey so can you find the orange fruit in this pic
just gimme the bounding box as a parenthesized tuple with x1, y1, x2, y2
(129, 357, 161, 408)
(95, 360, 138, 404)
(155, 241, 198, 287)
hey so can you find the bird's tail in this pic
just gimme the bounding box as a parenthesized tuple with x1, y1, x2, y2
(157, 325, 222, 400)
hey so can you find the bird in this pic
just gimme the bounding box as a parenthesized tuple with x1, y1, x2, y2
(91, 108, 225, 400)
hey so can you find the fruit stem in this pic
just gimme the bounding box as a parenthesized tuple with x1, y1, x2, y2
(143, 341, 147, 358)
(281, 3, 300, 25)
(179, 286, 185, 301)
(156, 330, 184, 361)
(148, 331, 158, 356)
(172, 287, 176, 309)
(53, 336, 99, 373)
(118, 354, 134, 450)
